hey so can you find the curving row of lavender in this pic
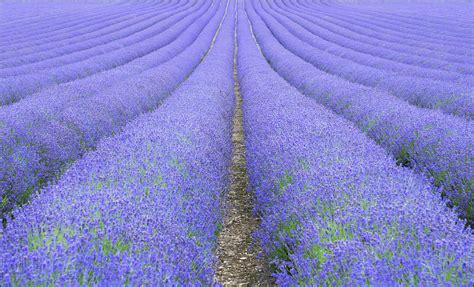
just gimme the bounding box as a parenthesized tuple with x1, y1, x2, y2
(0, 0, 225, 216)
(0, 0, 213, 105)
(285, 0, 474, 65)
(254, 0, 474, 118)
(237, 3, 472, 285)
(246, 0, 474, 223)
(0, 1, 198, 75)
(0, 0, 235, 285)
(0, 1, 149, 47)
(271, 0, 474, 76)
(293, 0, 474, 50)
(0, 1, 182, 67)
(325, 3, 473, 37)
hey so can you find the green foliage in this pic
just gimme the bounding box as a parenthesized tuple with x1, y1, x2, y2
(274, 171, 293, 195)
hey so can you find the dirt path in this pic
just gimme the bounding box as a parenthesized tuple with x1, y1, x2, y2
(215, 8, 272, 286)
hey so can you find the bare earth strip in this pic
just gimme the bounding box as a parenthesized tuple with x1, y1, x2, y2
(215, 7, 272, 286)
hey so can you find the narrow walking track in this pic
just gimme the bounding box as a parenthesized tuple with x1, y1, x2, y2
(215, 6, 271, 286)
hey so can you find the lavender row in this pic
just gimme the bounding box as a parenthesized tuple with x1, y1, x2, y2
(0, 0, 193, 62)
(237, 6, 473, 285)
(271, 0, 474, 77)
(0, 0, 215, 117)
(318, 2, 474, 40)
(264, 0, 473, 86)
(310, 2, 473, 40)
(295, 0, 474, 48)
(0, 4, 63, 26)
(0, 0, 183, 66)
(246, 0, 474, 222)
(0, 0, 215, 152)
(343, 1, 474, 30)
(344, 5, 473, 32)
(288, 0, 474, 57)
(0, 0, 213, 106)
(293, 0, 474, 53)
(0, 0, 226, 217)
(0, 1, 158, 48)
(0, 1, 135, 34)
(254, 0, 473, 118)
(0, 1, 235, 284)
(0, 6, 140, 49)
(280, 0, 474, 65)
(0, 6, 110, 42)
(0, 1, 196, 74)
(0, 1, 177, 58)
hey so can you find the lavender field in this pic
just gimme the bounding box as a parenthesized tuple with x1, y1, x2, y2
(0, 0, 473, 285)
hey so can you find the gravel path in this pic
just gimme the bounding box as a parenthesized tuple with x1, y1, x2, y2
(215, 13, 272, 285)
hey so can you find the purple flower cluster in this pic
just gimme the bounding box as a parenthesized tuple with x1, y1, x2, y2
(246, 0, 474, 222)
(237, 3, 473, 285)
(0, 0, 225, 216)
(0, 0, 235, 284)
